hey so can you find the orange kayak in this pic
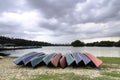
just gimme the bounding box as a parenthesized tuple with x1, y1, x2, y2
(84, 52, 103, 67)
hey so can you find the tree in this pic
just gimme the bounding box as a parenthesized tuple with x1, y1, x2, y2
(115, 40, 120, 47)
(71, 40, 84, 47)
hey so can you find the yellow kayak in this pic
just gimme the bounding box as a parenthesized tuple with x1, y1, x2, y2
(0, 56, 4, 59)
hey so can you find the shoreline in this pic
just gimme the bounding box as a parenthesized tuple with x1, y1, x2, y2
(0, 46, 42, 51)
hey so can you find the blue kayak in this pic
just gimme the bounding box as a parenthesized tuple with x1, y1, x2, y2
(13, 52, 44, 65)
(22, 52, 45, 65)
(71, 53, 83, 65)
(13, 52, 38, 65)
(79, 53, 91, 65)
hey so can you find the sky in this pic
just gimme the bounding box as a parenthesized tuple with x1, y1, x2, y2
(0, 0, 120, 43)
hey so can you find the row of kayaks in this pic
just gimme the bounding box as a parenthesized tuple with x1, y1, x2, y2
(13, 52, 103, 68)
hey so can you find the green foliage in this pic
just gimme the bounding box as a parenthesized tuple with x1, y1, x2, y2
(71, 40, 84, 47)
(86, 41, 120, 47)
(0, 36, 52, 46)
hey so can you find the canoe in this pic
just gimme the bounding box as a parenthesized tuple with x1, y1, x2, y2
(13, 52, 44, 65)
(0, 53, 10, 56)
(60, 55, 67, 68)
(31, 55, 46, 68)
(43, 53, 56, 65)
(23, 52, 44, 65)
(51, 53, 62, 67)
(79, 53, 91, 65)
(84, 52, 103, 67)
(13, 52, 37, 65)
(65, 53, 75, 66)
(0, 56, 4, 59)
(71, 53, 82, 65)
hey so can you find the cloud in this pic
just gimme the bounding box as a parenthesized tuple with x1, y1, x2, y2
(0, 0, 120, 43)
(28, 0, 120, 24)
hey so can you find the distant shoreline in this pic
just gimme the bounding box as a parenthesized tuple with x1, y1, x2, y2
(0, 46, 42, 51)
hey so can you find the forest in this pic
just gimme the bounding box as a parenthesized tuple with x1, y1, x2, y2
(0, 36, 52, 46)
(0, 36, 120, 47)
(71, 40, 120, 47)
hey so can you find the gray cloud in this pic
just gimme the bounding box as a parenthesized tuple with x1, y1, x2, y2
(0, 0, 120, 43)
(28, 0, 120, 24)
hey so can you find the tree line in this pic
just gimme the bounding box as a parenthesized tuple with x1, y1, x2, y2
(71, 40, 120, 47)
(0, 36, 52, 46)
(0, 36, 120, 47)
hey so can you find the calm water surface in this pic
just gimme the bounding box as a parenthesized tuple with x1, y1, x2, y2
(0, 46, 120, 57)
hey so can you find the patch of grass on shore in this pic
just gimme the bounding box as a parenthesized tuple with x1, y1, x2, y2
(98, 57, 120, 64)
(98, 57, 120, 69)
(92, 76, 114, 80)
(101, 71, 120, 78)
(31, 73, 90, 80)
(31, 73, 117, 80)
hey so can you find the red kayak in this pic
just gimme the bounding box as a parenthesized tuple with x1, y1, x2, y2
(51, 53, 62, 67)
(60, 56, 67, 69)
(84, 52, 103, 67)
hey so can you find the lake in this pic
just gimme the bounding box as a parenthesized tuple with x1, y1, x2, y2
(0, 46, 120, 57)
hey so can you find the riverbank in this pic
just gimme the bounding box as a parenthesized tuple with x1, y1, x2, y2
(0, 46, 42, 51)
(0, 57, 120, 80)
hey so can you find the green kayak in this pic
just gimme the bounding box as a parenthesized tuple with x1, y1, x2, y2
(43, 53, 56, 65)
(65, 53, 75, 66)
(31, 55, 46, 68)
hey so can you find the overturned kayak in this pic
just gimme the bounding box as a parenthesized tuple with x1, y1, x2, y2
(84, 52, 103, 67)
(31, 55, 46, 68)
(51, 53, 62, 67)
(65, 53, 75, 66)
(71, 53, 82, 65)
(13, 52, 44, 65)
(79, 53, 91, 65)
(23, 52, 45, 65)
(43, 53, 56, 65)
(60, 55, 67, 68)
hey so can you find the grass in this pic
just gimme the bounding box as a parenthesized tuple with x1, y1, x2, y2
(92, 76, 114, 80)
(98, 57, 120, 64)
(101, 71, 120, 78)
(31, 73, 118, 80)
(31, 73, 91, 80)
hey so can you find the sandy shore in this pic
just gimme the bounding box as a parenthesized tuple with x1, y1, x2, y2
(0, 58, 120, 80)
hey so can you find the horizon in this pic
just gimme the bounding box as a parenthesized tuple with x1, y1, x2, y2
(0, 0, 120, 43)
(1, 36, 120, 44)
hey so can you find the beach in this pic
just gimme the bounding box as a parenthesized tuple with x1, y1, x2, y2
(0, 57, 120, 80)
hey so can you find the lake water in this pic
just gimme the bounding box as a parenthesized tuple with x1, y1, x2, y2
(0, 46, 120, 57)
